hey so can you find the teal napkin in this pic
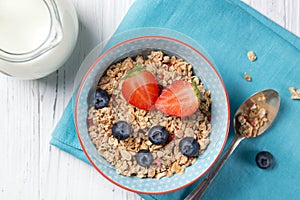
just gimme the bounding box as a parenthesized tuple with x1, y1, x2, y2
(51, 0, 300, 199)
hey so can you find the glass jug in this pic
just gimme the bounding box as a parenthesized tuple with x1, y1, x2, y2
(0, 0, 78, 79)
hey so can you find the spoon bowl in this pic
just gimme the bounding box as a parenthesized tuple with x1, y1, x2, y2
(185, 89, 280, 200)
(234, 89, 280, 138)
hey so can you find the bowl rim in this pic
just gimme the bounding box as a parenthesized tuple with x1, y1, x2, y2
(74, 35, 230, 194)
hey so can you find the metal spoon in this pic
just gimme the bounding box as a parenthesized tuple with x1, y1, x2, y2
(185, 89, 280, 200)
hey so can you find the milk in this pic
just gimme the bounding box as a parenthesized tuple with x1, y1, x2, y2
(0, 0, 51, 53)
(0, 0, 78, 79)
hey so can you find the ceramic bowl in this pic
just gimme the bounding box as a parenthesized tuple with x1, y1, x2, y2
(74, 34, 230, 194)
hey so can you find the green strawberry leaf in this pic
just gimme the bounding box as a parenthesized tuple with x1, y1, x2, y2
(121, 62, 145, 80)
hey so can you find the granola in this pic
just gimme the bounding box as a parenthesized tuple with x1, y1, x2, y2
(244, 72, 252, 82)
(87, 51, 212, 179)
(236, 101, 268, 138)
(289, 87, 300, 99)
(247, 51, 257, 62)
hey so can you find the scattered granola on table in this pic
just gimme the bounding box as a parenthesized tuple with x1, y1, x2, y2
(247, 51, 257, 62)
(87, 51, 212, 179)
(289, 87, 300, 99)
(244, 72, 252, 82)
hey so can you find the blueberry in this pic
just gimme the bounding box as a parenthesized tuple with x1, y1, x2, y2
(135, 149, 153, 167)
(148, 125, 168, 145)
(112, 121, 131, 140)
(256, 151, 274, 169)
(93, 88, 110, 109)
(179, 137, 200, 157)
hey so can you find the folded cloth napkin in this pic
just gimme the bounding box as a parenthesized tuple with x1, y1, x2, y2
(51, 0, 300, 199)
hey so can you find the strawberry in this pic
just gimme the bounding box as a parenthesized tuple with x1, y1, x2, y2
(121, 65, 159, 110)
(155, 80, 200, 117)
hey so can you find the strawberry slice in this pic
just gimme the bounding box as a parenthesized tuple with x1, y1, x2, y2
(155, 80, 200, 117)
(121, 65, 159, 110)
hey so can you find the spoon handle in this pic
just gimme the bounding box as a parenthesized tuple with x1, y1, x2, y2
(184, 134, 244, 200)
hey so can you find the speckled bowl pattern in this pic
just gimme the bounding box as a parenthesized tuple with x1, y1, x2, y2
(75, 36, 230, 194)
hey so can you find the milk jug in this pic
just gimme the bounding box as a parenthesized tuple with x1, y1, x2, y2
(0, 0, 78, 79)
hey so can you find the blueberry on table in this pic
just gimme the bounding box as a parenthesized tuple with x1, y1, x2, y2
(179, 137, 200, 157)
(93, 88, 110, 109)
(148, 125, 168, 145)
(136, 149, 153, 167)
(112, 121, 131, 140)
(256, 151, 274, 169)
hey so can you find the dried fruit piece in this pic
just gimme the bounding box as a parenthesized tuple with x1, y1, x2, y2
(155, 80, 200, 117)
(121, 64, 159, 110)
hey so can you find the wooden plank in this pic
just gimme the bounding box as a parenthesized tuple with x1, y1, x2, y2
(0, 77, 40, 199)
(243, 0, 286, 28)
(243, 0, 300, 37)
(285, 1, 300, 36)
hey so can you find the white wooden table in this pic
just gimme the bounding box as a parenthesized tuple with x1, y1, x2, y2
(1, 1, 299, 199)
